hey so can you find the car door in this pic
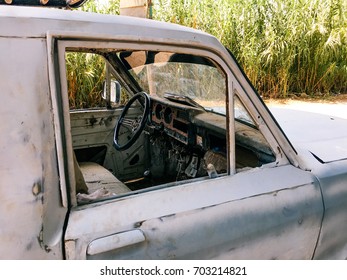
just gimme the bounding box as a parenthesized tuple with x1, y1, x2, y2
(53, 36, 324, 259)
(64, 163, 323, 260)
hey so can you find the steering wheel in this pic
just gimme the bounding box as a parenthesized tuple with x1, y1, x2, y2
(113, 92, 150, 151)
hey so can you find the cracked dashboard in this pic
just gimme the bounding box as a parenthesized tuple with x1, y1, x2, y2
(149, 96, 275, 170)
(151, 101, 192, 144)
(149, 96, 227, 151)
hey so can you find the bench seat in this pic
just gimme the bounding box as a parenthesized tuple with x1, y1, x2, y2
(79, 162, 130, 194)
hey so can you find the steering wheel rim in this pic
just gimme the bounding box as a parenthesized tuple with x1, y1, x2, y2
(113, 92, 150, 151)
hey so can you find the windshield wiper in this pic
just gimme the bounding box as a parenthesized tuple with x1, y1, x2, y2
(163, 93, 205, 111)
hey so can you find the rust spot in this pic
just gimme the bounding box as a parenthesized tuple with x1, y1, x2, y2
(23, 133, 30, 143)
(26, 241, 33, 251)
(282, 207, 295, 217)
(134, 221, 144, 228)
(105, 116, 114, 127)
(32, 182, 41, 196)
(89, 116, 98, 126)
(159, 213, 176, 222)
(44, 245, 51, 253)
(99, 117, 105, 125)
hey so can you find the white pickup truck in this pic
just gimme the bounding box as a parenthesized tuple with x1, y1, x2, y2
(1, 2, 347, 260)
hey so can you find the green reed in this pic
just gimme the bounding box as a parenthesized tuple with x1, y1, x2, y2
(67, 0, 347, 107)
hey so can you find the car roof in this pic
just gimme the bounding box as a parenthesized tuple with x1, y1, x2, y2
(0, 6, 219, 47)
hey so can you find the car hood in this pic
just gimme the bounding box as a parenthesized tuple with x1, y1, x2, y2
(270, 107, 347, 163)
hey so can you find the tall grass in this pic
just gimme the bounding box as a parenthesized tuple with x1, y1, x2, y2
(67, 0, 347, 104)
(154, 0, 347, 98)
(66, 52, 107, 109)
(66, 0, 119, 109)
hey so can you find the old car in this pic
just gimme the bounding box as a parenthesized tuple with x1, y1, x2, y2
(1, 1, 347, 260)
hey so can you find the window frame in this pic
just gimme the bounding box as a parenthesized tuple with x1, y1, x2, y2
(48, 34, 289, 207)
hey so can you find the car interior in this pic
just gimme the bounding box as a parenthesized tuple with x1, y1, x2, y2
(65, 49, 276, 204)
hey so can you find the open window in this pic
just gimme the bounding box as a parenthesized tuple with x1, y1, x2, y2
(55, 40, 279, 207)
(59, 46, 231, 204)
(233, 95, 276, 171)
(65, 51, 130, 110)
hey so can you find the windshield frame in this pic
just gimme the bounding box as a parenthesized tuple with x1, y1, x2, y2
(114, 50, 228, 114)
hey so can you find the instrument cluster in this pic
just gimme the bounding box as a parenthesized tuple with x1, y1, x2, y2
(151, 101, 191, 144)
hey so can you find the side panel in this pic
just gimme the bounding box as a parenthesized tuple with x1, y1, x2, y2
(70, 109, 146, 181)
(313, 160, 347, 259)
(0, 38, 65, 259)
(65, 165, 323, 259)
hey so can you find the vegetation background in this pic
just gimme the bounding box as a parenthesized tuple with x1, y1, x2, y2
(68, 0, 347, 107)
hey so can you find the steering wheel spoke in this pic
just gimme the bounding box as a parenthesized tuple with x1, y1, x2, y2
(113, 92, 150, 151)
(121, 117, 140, 129)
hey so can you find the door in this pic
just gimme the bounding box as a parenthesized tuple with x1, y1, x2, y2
(55, 37, 323, 260)
(64, 164, 323, 260)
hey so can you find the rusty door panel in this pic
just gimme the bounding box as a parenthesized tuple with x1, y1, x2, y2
(312, 161, 347, 259)
(0, 37, 66, 259)
(65, 165, 323, 259)
(70, 108, 146, 181)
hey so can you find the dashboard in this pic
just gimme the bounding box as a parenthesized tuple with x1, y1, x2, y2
(151, 100, 193, 144)
(150, 97, 227, 152)
(149, 96, 275, 170)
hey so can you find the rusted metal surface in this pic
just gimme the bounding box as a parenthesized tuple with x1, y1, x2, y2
(1, 5, 347, 260)
(311, 161, 347, 259)
(65, 165, 323, 259)
(0, 36, 65, 259)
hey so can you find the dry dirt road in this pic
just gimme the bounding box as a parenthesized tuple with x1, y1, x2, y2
(265, 97, 347, 120)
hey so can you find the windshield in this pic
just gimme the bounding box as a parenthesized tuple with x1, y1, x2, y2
(118, 51, 227, 114)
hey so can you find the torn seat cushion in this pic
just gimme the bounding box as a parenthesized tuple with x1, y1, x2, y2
(79, 162, 131, 195)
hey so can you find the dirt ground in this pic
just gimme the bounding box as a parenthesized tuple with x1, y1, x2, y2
(264, 94, 347, 119)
